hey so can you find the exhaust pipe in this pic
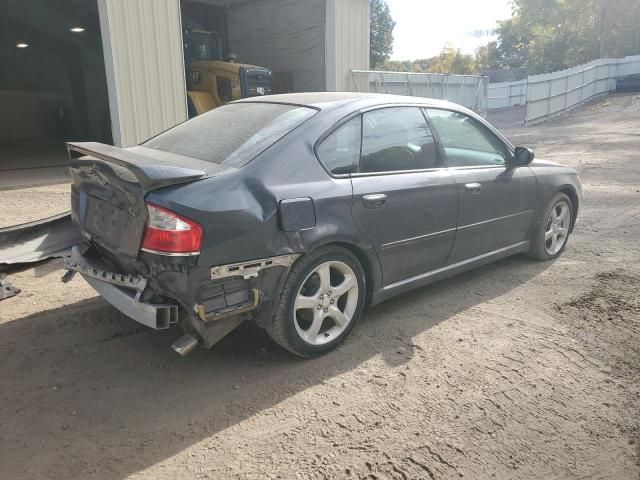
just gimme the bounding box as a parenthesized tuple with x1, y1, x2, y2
(171, 334, 199, 356)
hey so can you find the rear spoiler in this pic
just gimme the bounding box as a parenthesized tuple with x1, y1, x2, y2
(66, 142, 208, 191)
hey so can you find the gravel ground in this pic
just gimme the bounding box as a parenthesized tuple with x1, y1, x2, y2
(0, 93, 639, 479)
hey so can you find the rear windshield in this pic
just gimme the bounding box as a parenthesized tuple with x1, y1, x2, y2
(144, 102, 316, 167)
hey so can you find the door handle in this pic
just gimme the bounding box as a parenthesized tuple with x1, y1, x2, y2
(464, 182, 482, 194)
(362, 193, 387, 208)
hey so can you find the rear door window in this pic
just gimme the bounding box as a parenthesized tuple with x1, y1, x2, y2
(144, 102, 316, 167)
(316, 116, 362, 175)
(360, 107, 440, 173)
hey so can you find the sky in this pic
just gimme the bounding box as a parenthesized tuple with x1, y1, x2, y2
(386, 0, 514, 61)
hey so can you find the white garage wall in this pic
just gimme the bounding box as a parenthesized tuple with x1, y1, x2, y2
(227, 0, 327, 92)
(326, 0, 370, 92)
(98, 0, 188, 147)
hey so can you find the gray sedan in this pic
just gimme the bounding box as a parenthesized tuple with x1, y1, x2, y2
(64, 93, 581, 357)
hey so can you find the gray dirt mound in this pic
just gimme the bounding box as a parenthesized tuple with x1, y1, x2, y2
(560, 271, 640, 455)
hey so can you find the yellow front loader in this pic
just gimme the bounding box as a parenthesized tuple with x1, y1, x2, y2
(186, 60, 274, 116)
(184, 23, 274, 117)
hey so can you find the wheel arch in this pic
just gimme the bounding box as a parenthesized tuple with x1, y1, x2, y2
(558, 185, 579, 232)
(305, 240, 381, 304)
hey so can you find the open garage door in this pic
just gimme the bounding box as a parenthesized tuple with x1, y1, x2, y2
(181, 0, 327, 97)
(0, 0, 111, 177)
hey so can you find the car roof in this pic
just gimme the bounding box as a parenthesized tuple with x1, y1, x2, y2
(232, 92, 510, 149)
(234, 92, 462, 112)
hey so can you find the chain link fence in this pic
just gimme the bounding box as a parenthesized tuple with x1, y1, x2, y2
(349, 70, 489, 115)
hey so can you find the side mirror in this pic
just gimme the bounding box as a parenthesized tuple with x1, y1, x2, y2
(511, 146, 535, 166)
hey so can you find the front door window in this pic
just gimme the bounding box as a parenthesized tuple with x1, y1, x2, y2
(425, 109, 509, 167)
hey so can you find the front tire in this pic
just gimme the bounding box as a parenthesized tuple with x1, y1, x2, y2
(529, 192, 573, 260)
(267, 246, 366, 357)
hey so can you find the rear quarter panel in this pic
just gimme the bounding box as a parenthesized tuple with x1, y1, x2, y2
(144, 117, 382, 292)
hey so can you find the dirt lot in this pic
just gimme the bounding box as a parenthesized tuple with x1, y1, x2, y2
(1, 94, 639, 479)
(0, 184, 71, 228)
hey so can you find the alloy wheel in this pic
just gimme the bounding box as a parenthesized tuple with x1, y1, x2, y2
(544, 200, 571, 255)
(293, 261, 359, 346)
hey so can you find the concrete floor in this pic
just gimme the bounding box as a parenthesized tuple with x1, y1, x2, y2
(0, 140, 68, 171)
(0, 141, 70, 190)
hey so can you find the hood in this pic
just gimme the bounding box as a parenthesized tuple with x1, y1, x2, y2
(530, 158, 578, 174)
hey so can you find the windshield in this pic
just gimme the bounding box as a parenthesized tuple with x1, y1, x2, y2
(144, 103, 316, 167)
(184, 30, 222, 62)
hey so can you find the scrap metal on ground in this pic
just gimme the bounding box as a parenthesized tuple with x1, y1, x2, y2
(0, 212, 81, 269)
(0, 274, 20, 300)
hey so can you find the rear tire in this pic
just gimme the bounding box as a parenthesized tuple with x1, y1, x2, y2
(267, 245, 366, 357)
(528, 192, 573, 261)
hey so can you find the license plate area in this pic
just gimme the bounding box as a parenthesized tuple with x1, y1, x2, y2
(84, 195, 130, 250)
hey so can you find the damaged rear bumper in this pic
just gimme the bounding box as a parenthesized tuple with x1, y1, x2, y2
(64, 246, 179, 330)
(83, 275, 179, 330)
(64, 245, 299, 351)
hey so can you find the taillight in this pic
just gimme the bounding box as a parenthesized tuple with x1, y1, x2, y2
(141, 203, 203, 255)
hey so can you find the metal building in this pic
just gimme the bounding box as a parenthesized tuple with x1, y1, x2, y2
(100, 0, 370, 147)
(0, 0, 369, 174)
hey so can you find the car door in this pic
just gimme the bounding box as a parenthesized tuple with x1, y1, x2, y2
(347, 106, 459, 287)
(425, 108, 537, 264)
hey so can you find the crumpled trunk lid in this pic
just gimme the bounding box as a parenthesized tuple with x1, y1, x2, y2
(67, 142, 226, 260)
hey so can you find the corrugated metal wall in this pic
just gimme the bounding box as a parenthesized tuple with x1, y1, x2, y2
(525, 59, 618, 125)
(488, 55, 640, 124)
(98, 0, 187, 147)
(326, 0, 369, 91)
(349, 71, 489, 114)
(488, 79, 528, 109)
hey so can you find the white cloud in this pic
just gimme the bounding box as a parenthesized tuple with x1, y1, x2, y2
(386, 0, 513, 60)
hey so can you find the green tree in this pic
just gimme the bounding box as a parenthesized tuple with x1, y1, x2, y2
(494, 17, 531, 69)
(377, 47, 475, 75)
(378, 58, 435, 73)
(492, 0, 640, 74)
(474, 41, 501, 71)
(370, 0, 396, 69)
(430, 45, 476, 74)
